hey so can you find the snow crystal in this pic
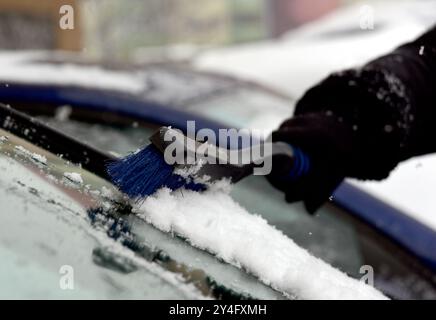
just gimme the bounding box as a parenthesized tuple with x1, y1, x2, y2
(135, 183, 387, 300)
(173, 159, 211, 184)
(384, 125, 394, 133)
(54, 106, 72, 122)
(46, 174, 58, 183)
(100, 186, 113, 198)
(63, 172, 83, 184)
(89, 189, 101, 197)
(419, 46, 425, 55)
(14, 146, 47, 165)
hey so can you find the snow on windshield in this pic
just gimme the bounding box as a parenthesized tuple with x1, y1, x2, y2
(14, 145, 47, 165)
(0, 154, 204, 299)
(135, 181, 387, 300)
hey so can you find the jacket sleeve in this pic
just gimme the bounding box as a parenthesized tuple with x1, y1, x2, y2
(293, 25, 436, 180)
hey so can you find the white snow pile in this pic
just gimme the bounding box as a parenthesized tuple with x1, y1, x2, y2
(135, 181, 387, 300)
(14, 145, 47, 165)
(0, 53, 144, 93)
(63, 172, 83, 185)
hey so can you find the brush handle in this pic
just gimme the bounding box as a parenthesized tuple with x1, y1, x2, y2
(268, 142, 311, 181)
(195, 141, 311, 183)
(0, 103, 114, 180)
(234, 141, 310, 179)
(150, 127, 311, 183)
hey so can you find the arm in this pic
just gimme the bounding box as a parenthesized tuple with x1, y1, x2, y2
(270, 26, 436, 212)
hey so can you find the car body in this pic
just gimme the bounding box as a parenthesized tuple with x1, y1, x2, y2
(0, 53, 435, 299)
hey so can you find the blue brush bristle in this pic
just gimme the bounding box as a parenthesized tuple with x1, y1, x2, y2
(106, 144, 206, 198)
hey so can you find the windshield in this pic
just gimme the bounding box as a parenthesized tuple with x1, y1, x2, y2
(30, 117, 436, 300)
(2, 0, 436, 302)
(0, 127, 288, 299)
(187, 87, 294, 133)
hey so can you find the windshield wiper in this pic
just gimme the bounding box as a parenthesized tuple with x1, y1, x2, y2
(0, 103, 115, 180)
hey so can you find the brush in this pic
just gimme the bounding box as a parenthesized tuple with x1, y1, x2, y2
(107, 126, 311, 198)
(0, 104, 310, 198)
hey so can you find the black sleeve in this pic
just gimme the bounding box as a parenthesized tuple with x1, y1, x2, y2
(293, 25, 436, 180)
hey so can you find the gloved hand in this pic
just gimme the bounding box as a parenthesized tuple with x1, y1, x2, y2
(267, 112, 355, 214)
(267, 64, 413, 213)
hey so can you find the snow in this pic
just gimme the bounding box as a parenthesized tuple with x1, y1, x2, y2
(63, 172, 84, 185)
(0, 52, 144, 93)
(0, 51, 46, 65)
(14, 145, 47, 165)
(349, 154, 436, 232)
(54, 105, 72, 121)
(174, 159, 210, 184)
(0, 155, 203, 299)
(135, 181, 387, 300)
(100, 186, 113, 198)
(419, 46, 425, 56)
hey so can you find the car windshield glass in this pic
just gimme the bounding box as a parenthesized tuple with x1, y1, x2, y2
(39, 115, 156, 155)
(0, 128, 287, 299)
(186, 87, 294, 133)
(37, 117, 436, 299)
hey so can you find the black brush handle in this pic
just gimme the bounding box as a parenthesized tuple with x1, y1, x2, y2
(150, 126, 311, 183)
(0, 103, 115, 181)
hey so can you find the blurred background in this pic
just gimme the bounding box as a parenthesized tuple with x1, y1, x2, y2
(2, 0, 434, 96)
(0, 0, 381, 60)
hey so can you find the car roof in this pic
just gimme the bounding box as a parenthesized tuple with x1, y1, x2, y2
(0, 53, 294, 135)
(0, 51, 292, 105)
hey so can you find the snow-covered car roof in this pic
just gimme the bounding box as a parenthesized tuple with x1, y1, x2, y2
(0, 51, 293, 134)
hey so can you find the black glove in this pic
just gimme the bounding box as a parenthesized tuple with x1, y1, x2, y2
(267, 26, 436, 213)
(267, 113, 355, 214)
(267, 71, 412, 213)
